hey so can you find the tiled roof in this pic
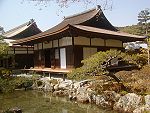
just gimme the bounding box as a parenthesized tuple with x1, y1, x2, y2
(12, 7, 146, 45)
(3, 19, 41, 38)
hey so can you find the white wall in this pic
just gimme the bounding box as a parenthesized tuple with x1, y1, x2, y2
(60, 48, 66, 69)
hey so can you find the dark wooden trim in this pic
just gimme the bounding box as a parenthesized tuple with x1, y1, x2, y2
(14, 48, 15, 54)
(90, 37, 91, 46)
(58, 39, 60, 68)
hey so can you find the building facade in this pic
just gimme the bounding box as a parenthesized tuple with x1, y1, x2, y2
(13, 7, 145, 70)
(1, 19, 41, 69)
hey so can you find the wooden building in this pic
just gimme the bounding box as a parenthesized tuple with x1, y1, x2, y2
(13, 7, 145, 71)
(1, 19, 41, 69)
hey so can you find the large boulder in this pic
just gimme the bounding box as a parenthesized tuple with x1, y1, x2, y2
(145, 95, 150, 107)
(76, 87, 89, 103)
(43, 82, 53, 92)
(58, 80, 72, 90)
(133, 95, 150, 113)
(95, 91, 120, 108)
(114, 93, 142, 112)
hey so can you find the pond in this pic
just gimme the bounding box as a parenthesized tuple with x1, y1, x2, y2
(0, 90, 116, 113)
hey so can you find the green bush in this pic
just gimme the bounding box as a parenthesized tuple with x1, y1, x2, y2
(0, 69, 12, 78)
(0, 77, 34, 93)
(0, 78, 16, 93)
(13, 77, 33, 89)
(67, 50, 146, 81)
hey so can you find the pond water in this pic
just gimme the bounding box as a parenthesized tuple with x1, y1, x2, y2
(0, 90, 116, 113)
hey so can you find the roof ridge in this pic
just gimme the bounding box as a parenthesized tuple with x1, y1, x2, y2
(64, 7, 99, 20)
(3, 19, 35, 36)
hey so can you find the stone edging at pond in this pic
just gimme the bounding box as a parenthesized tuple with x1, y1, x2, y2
(32, 77, 150, 113)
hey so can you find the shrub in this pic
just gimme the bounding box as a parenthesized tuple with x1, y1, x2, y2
(0, 78, 16, 93)
(0, 77, 34, 93)
(67, 49, 146, 81)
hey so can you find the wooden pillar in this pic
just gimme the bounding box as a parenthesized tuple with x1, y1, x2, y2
(63, 74, 65, 81)
(58, 39, 60, 68)
(49, 73, 51, 78)
(71, 33, 75, 68)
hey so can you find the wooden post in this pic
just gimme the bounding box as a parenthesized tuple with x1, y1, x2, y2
(63, 74, 65, 81)
(49, 73, 51, 78)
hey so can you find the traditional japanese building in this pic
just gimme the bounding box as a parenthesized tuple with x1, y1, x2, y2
(1, 19, 41, 69)
(13, 6, 145, 71)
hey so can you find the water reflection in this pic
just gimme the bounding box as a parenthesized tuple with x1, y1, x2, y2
(0, 90, 116, 113)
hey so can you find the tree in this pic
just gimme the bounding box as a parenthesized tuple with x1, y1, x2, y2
(138, 9, 150, 64)
(0, 35, 9, 59)
(138, 8, 150, 35)
(67, 50, 147, 81)
(24, 0, 113, 9)
(0, 26, 4, 35)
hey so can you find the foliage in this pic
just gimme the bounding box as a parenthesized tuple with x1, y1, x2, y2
(118, 25, 144, 36)
(24, 0, 113, 10)
(14, 77, 33, 89)
(119, 8, 150, 37)
(138, 8, 150, 35)
(0, 76, 34, 93)
(0, 35, 10, 59)
(0, 77, 16, 93)
(0, 69, 12, 78)
(67, 50, 146, 81)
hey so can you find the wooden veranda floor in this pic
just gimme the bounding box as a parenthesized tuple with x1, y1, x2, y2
(21, 68, 71, 74)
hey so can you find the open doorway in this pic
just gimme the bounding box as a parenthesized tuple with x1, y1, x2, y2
(44, 49, 51, 68)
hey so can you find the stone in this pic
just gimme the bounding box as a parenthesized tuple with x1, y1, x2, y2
(93, 91, 120, 108)
(43, 81, 53, 92)
(52, 90, 68, 97)
(95, 95, 109, 108)
(7, 107, 22, 113)
(76, 87, 89, 103)
(133, 95, 150, 113)
(145, 95, 150, 107)
(113, 93, 142, 112)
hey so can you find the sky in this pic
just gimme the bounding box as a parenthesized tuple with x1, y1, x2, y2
(0, 0, 150, 32)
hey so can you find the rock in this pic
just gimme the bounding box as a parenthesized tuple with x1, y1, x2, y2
(94, 91, 120, 108)
(52, 90, 68, 97)
(6, 107, 22, 113)
(54, 84, 59, 91)
(43, 82, 53, 92)
(145, 95, 150, 107)
(133, 106, 150, 113)
(133, 95, 150, 113)
(114, 93, 142, 112)
(76, 87, 89, 103)
(95, 95, 109, 108)
(58, 80, 72, 90)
